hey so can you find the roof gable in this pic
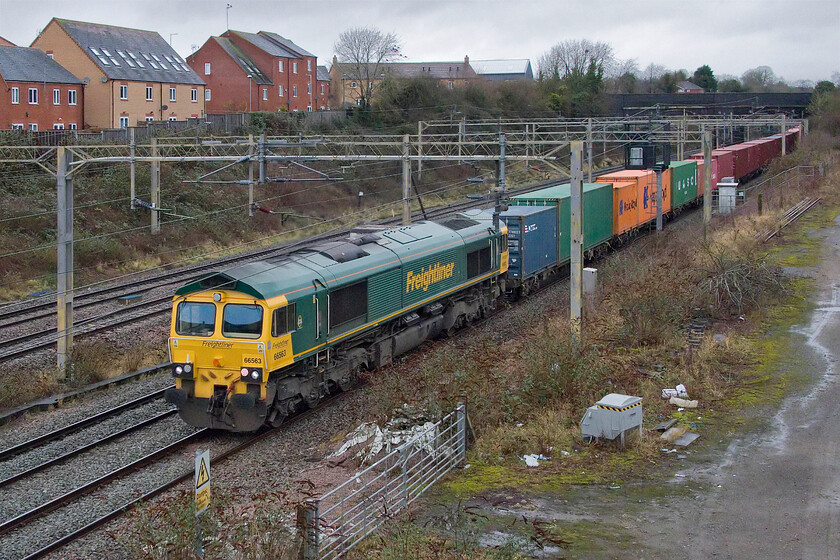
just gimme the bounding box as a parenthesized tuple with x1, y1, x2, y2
(316, 65, 330, 81)
(258, 32, 315, 58)
(228, 30, 299, 59)
(214, 37, 272, 85)
(0, 46, 83, 84)
(52, 18, 204, 85)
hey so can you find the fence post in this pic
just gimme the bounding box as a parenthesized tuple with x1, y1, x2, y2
(297, 499, 319, 560)
(757, 194, 763, 216)
(400, 445, 409, 508)
(456, 401, 466, 465)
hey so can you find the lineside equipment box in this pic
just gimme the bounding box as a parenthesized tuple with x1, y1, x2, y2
(581, 393, 643, 443)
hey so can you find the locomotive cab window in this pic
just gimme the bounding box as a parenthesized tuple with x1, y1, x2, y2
(329, 280, 368, 330)
(467, 246, 492, 279)
(176, 302, 216, 336)
(272, 303, 297, 336)
(222, 304, 263, 339)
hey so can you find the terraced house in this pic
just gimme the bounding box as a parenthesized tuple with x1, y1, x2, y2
(31, 18, 205, 129)
(0, 46, 84, 131)
(188, 30, 320, 113)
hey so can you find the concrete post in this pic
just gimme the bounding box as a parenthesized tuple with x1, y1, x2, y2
(150, 137, 160, 234)
(402, 134, 411, 225)
(297, 499, 319, 560)
(248, 134, 255, 217)
(781, 114, 787, 156)
(570, 141, 583, 351)
(703, 130, 713, 228)
(655, 169, 663, 232)
(56, 147, 74, 376)
(129, 128, 136, 209)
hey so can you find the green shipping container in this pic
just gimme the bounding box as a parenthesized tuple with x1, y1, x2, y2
(509, 182, 614, 264)
(669, 161, 698, 209)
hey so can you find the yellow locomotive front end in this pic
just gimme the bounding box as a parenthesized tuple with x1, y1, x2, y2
(165, 289, 288, 431)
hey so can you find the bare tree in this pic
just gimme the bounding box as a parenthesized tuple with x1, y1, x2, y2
(334, 27, 402, 108)
(741, 66, 776, 91)
(537, 39, 614, 80)
(642, 63, 667, 93)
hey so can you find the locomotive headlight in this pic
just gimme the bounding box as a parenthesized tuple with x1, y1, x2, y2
(183, 363, 192, 374)
(240, 367, 249, 377)
(174, 365, 183, 375)
(250, 370, 260, 380)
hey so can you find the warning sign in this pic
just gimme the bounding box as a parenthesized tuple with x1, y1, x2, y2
(195, 450, 210, 516)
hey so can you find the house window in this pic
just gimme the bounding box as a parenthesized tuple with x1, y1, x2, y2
(293, 86, 298, 98)
(351, 81, 357, 89)
(53, 89, 61, 104)
(278, 85, 284, 97)
(28, 88, 38, 104)
(191, 88, 197, 102)
(205, 89, 211, 101)
(68, 123, 77, 129)
(262, 88, 267, 101)
(448, 81, 454, 89)
(119, 116, 129, 128)
(11, 87, 19, 104)
(204, 62, 211, 75)
(68, 89, 77, 105)
(278, 60, 283, 72)
(146, 86, 153, 101)
(11, 123, 24, 130)
(307, 106, 312, 112)
(169, 87, 176, 101)
(307, 60, 311, 71)
(292, 61, 298, 74)
(29, 123, 38, 131)
(320, 84, 325, 94)
(120, 85, 128, 99)
(169, 116, 177, 121)
(53, 123, 65, 130)
(307, 83, 311, 94)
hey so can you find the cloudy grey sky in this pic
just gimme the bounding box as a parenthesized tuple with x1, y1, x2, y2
(0, 0, 837, 83)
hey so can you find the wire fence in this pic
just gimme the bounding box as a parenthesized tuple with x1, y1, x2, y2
(711, 165, 818, 218)
(296, 402, 467, 560)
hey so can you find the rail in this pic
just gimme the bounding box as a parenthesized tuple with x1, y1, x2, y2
(298, 402, 467, 560)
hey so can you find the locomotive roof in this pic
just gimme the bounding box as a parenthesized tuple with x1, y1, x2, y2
(175, 217, 497, 301)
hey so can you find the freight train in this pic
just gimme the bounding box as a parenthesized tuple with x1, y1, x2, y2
(164, 127, 801, 431)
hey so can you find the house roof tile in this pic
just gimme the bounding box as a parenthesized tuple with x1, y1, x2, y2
(52, 18, 204, 85)
(214, 37, 272, 85)
(0, 46, 84, 84)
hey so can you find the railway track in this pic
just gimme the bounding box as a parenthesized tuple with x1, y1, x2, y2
(0, 174, 586, 364)
(0, 392, 344, 560)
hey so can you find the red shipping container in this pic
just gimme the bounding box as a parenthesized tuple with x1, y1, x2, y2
(727, 144, 754, 179)
(689, 153, 719, 192)
(711, 149, 735, 179)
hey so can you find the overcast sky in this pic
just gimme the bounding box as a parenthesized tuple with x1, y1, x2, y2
(0, 0, 837, 83)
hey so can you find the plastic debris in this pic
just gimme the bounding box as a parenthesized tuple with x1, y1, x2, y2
(669, 396, 699, 408)
(674, 432, 700, 447)
(662, 384, 689, 399)
(661, 426, 687, 442)
(561, 450, 571, 456)
(521, 454, 550, 466)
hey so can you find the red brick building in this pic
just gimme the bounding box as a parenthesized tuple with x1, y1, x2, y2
(188, 30, 320, 113)
(316, 65, 331, 111)
(0, 46, 84, 131)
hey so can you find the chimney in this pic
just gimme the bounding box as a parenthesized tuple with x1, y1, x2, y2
(464, 55, 469, 64)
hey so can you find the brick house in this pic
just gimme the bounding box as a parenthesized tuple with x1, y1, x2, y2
(330, 56, 478, 107)
(188, 30, 319, 113)
(676, 80, 704, 93)
(316, 65, 331, 110)
(31, 18, 206, 129)
(0, 46, 84, 131)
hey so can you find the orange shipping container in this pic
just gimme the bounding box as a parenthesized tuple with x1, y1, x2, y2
(596, 169, 671, 226)
(610, 181, 639, 235)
